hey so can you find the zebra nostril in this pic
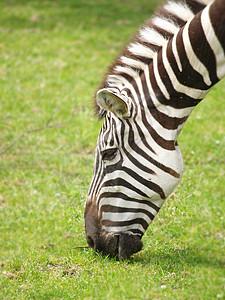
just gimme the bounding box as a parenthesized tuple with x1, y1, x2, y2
(117, 233, 143, 259)
(87, 235, 95, 249)
(114, 234, 120, 255)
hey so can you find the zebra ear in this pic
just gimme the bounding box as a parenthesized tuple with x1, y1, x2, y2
(96, 89, 129, 117)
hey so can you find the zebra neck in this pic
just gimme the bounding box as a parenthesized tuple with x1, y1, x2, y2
(100, 0, 225, 126)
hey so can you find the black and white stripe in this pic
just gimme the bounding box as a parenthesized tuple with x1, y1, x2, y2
(85, 0, 225, 239)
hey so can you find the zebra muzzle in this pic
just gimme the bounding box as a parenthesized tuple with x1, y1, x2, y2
(85, 200, 143, 258)
(86, 230, 143, 259)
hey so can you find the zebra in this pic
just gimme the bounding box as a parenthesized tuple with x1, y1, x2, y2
(84, 0, 225, 259)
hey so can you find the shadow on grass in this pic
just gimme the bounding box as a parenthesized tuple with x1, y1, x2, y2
(78, 244, 224, 271)
(132, 247, 224, 270)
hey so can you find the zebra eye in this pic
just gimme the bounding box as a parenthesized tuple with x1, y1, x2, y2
(101, 148, 117, 161)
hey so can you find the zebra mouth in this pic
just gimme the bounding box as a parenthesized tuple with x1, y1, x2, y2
(103, 232, 143, 259)
(86, 230, 143, 259)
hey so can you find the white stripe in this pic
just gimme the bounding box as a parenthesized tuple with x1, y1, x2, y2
(201, 3, 225, 79)
(99, 170, 163, 200)
(107, 74, 125, 87)
(128, 42, 156, 59)
(143, 67, 195, 118)
(183, 19, 212, 86)
(172, 32, 182, 72)
(120, 56, 147, 70)
(102, 212, 152, 224)
(99, 197, 159, 214)
(161, 44, 210, 99)
(139, 27, 167, 46)
(164, 1, 194, 21)
(114, 65, 139, 78)
(152, 17, 180, 34)
(88, 147, 101, 197)
(196, 0, 214, 5)
(108, 73, 192, 140)
(107, 74, 191, 153)
(98, 187, 151, 205)
(102, 224, 145, 233)
(153, 52, 170, 99)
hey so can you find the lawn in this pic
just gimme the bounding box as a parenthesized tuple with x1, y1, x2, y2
(0, 0, 224, 299)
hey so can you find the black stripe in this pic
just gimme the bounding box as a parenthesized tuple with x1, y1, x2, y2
(118, 73, 176, 150)
(141, 74, 189, 130)
(138, 40, 162, 53)
(122, 88, 156, 154)
(100, 204, 155, 220)
(126, 51, 153, 66)
(189, 11, 219, 85)
(186, 0, 205, 14)
(99, 192, 161, 212)
(92, 157, 105, 199)
(119, 122, 157, 175)
(167, 27, 210, 90)
(103, 117, 111, 145)
(102, 178, 152, 198)
(102, 218, 149, 231)
(111, 118, 120, 146)
(122, 121, 180, 179)
(158, 8, 187, 28)
(148, 60, 202, 108)
(88, 149, 101, 195)
(121, 165, 166, 199)
(209, 0, 225, 52)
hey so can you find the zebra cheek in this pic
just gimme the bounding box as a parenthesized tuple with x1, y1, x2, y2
(84, 199, 101, 249)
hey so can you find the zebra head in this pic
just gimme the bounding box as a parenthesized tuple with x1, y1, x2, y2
(84, 87, 183, 259)
(84, 0, 225, 259)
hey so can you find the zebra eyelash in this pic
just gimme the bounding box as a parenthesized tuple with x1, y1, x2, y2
(101, 148, 118, 161)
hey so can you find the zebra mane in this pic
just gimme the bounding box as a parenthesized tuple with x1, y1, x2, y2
(94, 0, 213, 119)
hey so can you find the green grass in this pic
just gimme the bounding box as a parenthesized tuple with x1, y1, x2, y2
(0, 0, 224, 299)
